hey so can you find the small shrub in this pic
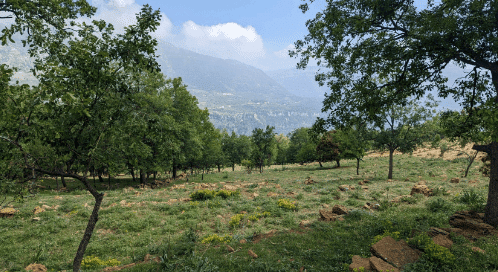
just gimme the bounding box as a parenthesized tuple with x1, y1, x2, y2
(408, 233, 456, 266)
(426, 198, 452, 213)
(81, 255, 121, 270)
(296, 193, 304, 200)
(207, 200, 222, 209)
(190, 189, 240, 201)
(201, 234, 232, 244)
(456, 189, 486, 212)
(277, 199, 297, 210)
(229, 212, 270, 228)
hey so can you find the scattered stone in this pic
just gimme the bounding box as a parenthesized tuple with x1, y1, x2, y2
(332, 205, 349, 215)
(251, 193, 259, 198)
(223, 185, 238, 191)
(319, 209, 337, 221)
(299, 220, 311, 227)
(410, 184, 432, 197)
(349, 255, 372, 271)
(0, 207, 16, 218)
(472, 247, 486, 254)
(33, 206, 45, 215)
(432, 234, 453, 249)
(369, 256, 400, 272)
(428, 227, 450, 237)
(448, 211, 497, 238)
(286, 192, 296, 196)
(387, 179, 393, 183)
(25, 263, 47, 272)
(248, 249, 258, 258)
(227, 245, 235, 252)
(358, 181, 365, 185)
(363, 203, 380, 211)
(304, 177, 316, 185)
(370, 236, 421, 268)
(339, 185, 350, 191)
(450, 178, 460, 183)
(240, 239, 247, 244)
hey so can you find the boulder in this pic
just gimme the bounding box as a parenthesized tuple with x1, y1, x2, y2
(449, 211, 497, 238)
(369, 256, 400, 272)
(339, 185, 350, 191)
(25, 263, 47, 272)
(332, 205, 349, 215)
(248, 249, 258, 258)
(0, 207, 16, 218)
(371, 236, 421, 269)
(33, 206, 45, 215)
(432, 234, 453, 249)
(319, 209, 338, 221)
(410, 184, 432, 197)
(349, 255, 372, 271)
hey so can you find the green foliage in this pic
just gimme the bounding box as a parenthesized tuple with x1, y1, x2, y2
(455, 189, 486, 212)
(81, 255, 121, 270)
(229, 212, 271, 228)
(426, 198, 452, 213)
(277, 199, 298, 211)
(408, 234, 456, 266)
(372, 230, 401, 245)
(251, 126, 277, 173)
(201, 234, 232, 244)
(189, 189, 240, 201)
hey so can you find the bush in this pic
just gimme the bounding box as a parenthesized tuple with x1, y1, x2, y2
(277, 199, 297, 210)
(456, 189, 486, 212)
(81, 255, 121, 270)
(201, 234, 232, 244)
(408, 233, 455, 266)
(229, 211, 271, 228)
(190, 189, 240, 201)
(426, 198, 452, 213)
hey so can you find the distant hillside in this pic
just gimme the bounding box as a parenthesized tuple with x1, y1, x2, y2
(0, 41, 325, 135)
(265, 66, 330, 100)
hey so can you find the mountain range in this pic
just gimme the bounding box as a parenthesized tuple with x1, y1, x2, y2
(1, 41, 327, 136)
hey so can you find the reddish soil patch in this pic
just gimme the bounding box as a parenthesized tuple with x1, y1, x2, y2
(252, 230, 277, 244)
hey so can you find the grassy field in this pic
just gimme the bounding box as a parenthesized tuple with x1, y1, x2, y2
(1, 146, 498, 272)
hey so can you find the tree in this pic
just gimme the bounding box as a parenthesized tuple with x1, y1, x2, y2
(316, 130, 341, 167)
(221, 130, 252, 171)
(288, 127, 316, 164)
(0, 6, 163, 271)
(274, 133, 290, 167)
(335, 123, 373, 175)
(372, 97, 437, 179)
(251, 126, 276, 173)
(291, 0, 498, 226)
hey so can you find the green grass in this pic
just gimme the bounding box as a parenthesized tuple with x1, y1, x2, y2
(0, 150, 496, 271)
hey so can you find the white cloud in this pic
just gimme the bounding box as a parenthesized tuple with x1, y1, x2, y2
(274, 44, 296, 59)
(173, 21, 266, 62)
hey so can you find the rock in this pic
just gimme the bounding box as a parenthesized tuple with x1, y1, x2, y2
(299, 220, 311, 227)
(472, 247, 486, 254)
(387, 179, 393, 183)
(0, 207, 16, 218)
(227, 245, 235, 252)
(319, 209, 337, 221)
(358, 181, 365, 185)
(332, 205, 349, 215)
(363, 180, 369, 184)
(450, 178, 460, 183)
(369, 256, 400, 272)
(364, 203, 380, 210)
(428, 227, 450, 237)
(339, 185, 350, 191)
(240, 239, 247, 244)
(410, 184, 432, 197)
(405, 178, 410, 181)
(392, 195, 411, 203)
(349, 255, 372, 271)
(248, 249, 258, 258)
(33, 206, 45, 215)
(223, 185, 238, 191)
(251, 193, 259, 198)
(449, 211, 497, 237)
(417, 181, 426, 185)
(25, 263, 47, 272)
(432, 234, 453, 249)
(32, 217, 41, 222)
(304, 178, 316, 185)
(371, 236, 421, 268)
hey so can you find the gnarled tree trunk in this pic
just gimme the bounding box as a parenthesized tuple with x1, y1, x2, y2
(473, 142, 498, 227)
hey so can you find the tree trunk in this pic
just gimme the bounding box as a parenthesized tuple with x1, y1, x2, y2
(336, 159, 340, 168)
(232, 163, 235, 172)
(108, 172, 111, 188)
(61, 176, 67, 188)
(130, 167, 136, 182)
(56, 176, 59, 191)
(473, 142, 498, 226)
(140, 170, 146, 185)
(202, 168, 204, 181)
(259, 164, 262, 173)
(356, 158, 360, 175)
(98, 175, 104, 183)
(172, 158, 177, 179)
(319, 161, 323, 168)
(218, 165, 221, 172)
(72, 177, 104, 272)
(388, 148, 394, 179)
(464, 151, 478, 178)
(153, 171, 156, 180)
